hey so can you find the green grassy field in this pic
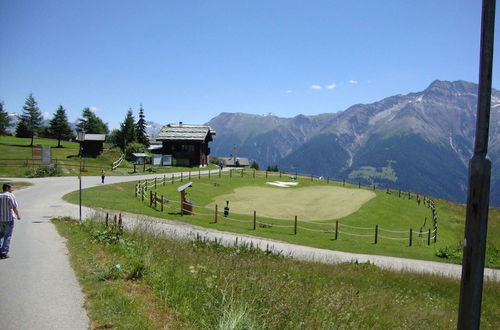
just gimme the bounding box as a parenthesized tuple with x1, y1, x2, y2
(54, 216, 500, 329)
(63, 171, 500, 267)
(0, 135, 217, 177)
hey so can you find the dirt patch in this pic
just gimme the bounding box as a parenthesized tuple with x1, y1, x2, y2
(208, 186, 376, 220)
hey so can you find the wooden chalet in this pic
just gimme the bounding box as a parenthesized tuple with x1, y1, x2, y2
(156, 122, 216, 167)
(77, 134, 106, 157)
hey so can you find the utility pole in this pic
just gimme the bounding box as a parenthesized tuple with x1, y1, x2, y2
(457, 1, 495, 329)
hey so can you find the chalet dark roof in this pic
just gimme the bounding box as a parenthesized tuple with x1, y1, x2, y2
(77, 134, 106, 141)
(156, 123, 216, 141)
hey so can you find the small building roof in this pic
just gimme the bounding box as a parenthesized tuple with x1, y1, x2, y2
(78, 134, 106, 141)
(132, 153, 149, 158)
(156, 123, 216, 141)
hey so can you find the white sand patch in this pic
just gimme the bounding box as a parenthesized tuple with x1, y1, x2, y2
(266, 181, 299, 187)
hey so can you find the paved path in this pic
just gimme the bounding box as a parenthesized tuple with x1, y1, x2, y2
(1, 172, 499, 329)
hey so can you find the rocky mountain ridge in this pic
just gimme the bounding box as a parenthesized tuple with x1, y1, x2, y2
(206, 80, 500, 206)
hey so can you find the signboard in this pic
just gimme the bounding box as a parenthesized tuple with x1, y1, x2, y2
(162, 154, 172, 166)
(32, 145, 42, 158)
(152, 155, 162, 166)
(41, 146, 51, 163)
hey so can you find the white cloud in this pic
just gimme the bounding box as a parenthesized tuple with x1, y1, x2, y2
(348, 80, 358, 84)
(326, 83, 337, 89)
(43, 112, 50, 119)
(89, 107, 98, 113)
(286, 90, 293, 94)
(311, 85, 322, 90)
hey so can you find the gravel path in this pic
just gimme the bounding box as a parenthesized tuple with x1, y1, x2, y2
(0, 172, 498, 329)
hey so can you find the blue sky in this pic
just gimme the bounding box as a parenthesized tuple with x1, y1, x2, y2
(1, 1, 499, 130)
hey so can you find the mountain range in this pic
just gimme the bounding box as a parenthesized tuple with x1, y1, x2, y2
(205, 80, 500, 206)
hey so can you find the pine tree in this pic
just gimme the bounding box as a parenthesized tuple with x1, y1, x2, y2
(49, 105, 73, 147)
(0, 102, 12, 135)
(135, 104, 149, 147)
(117, 109, 137, 150)
(76, 107, 109, 135)
(17, 93, 43, 146)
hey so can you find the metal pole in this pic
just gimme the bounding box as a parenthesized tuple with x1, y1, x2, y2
(458, 1, 495, 329)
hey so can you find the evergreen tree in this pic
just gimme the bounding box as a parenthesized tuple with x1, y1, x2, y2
(15, 120, 30, 138)
(49, 105, 73, 147)
(250, 160, 259, 170)
(117, 109, 137, 150)
(76, 107, 109, 135)
(0, 102, 12, 135)
(17, 93, 43, 146)
(135, 104, 149, 147)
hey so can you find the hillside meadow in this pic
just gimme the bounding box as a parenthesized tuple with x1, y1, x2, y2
(0, 135, 217, 177)
(63, 170, 500, 267)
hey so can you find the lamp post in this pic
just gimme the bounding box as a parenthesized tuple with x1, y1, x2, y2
(77, 130, 85, 222)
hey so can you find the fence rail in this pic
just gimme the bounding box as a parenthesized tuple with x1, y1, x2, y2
(133, 169, 439, 246)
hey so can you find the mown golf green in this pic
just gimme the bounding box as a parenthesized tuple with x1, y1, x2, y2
(64, 170, 500, 267)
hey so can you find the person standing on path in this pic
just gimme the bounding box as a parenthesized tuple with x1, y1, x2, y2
(0, 183, 21, 259)
(101, 169, 106, 184)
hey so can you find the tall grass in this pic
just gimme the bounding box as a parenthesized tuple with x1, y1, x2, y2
(54, 216, 500, 329)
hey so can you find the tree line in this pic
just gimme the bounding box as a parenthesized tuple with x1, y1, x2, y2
(0, 94, 150, 155)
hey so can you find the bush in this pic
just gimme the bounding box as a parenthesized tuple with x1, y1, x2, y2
(266, 164, 279, 172)
(25, 166, 59, 178)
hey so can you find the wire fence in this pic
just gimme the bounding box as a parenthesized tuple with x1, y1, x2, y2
(133, 168, 439, 246)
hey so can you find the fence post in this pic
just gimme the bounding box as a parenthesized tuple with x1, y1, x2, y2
(135, 184, 138, 197)
(434, 228, 437, 243)
(374, 225, 378, 244)
(189, 171, 191, 180)
(230, 169, 232, 178)
(358, 182, 361, 188)
(181, 172, 183, 182)
(294, 216, 298, 235)
(215, 204, 218, 223)
(154, 192, 157, 209)
(311, 174, 313, 181)
(335, 221, 338, 240)
(142, 187, 144, 201)
(198, 170, 201, 179)
(105, 213, 109, 227)
(241, 169, 244, 177)
(155, 177, 157, 189)
(280, 171, 282, 178)
(172, 173, 174, 184)
(373, 184, 375, 190)
(409, 228, 413, 247)
(265, 171, 268, 178)
(209, 169, 211, 178)
(150, 191, 153, 207)
(253, 211, 256, 230)
(427, 229, 431, 245)
(161, 195, 164, 212)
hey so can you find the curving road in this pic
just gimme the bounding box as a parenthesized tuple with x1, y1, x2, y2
(0, 172, 499, 329)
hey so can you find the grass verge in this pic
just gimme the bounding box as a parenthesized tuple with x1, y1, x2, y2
(53, 215, 500, 329)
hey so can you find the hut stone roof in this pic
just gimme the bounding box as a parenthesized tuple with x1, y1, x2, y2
(156, 123, 216, 141)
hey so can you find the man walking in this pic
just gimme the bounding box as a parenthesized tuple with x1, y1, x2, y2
(0, 183, 21, 259)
